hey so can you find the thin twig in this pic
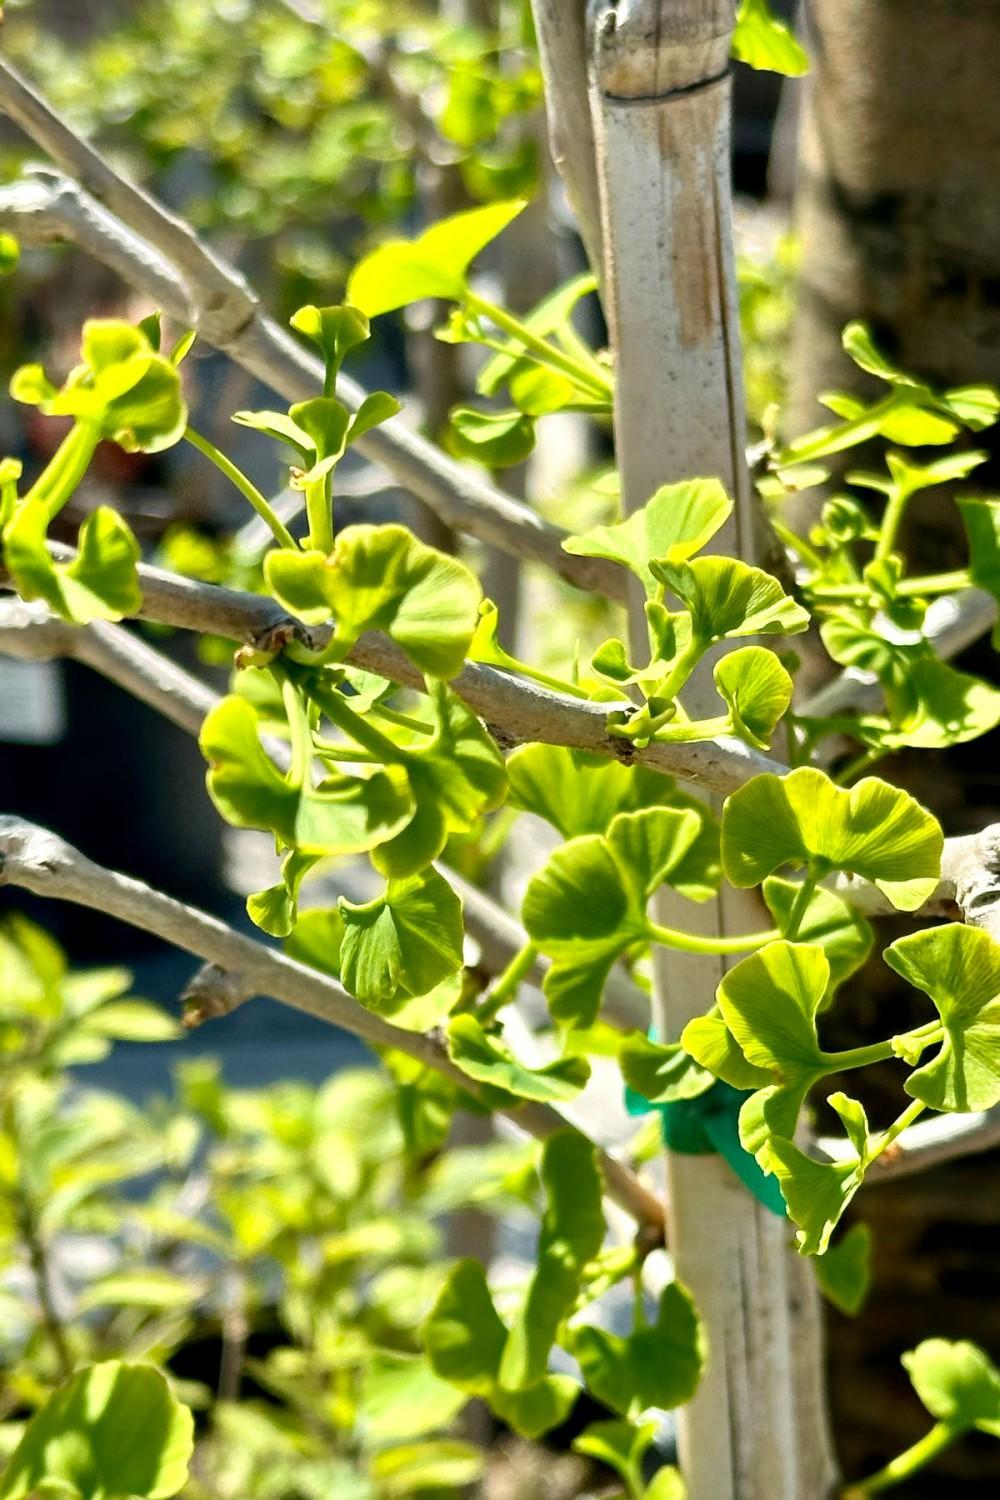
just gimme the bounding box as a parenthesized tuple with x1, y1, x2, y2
(0, 816, 663, 1234)
(0, 83, 623, 598)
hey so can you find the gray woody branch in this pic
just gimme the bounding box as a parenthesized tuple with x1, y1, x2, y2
(0, 813, 663, 1235)
(0, 60, 623, 601)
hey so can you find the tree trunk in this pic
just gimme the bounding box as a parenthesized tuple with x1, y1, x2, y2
(789, 1, 1000, 459)
(589, 2, 836, 1495)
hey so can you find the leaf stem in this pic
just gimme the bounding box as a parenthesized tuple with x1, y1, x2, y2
(303, 471, 333, 554)
(320, 685, 409, 764)
(647, 922, 780, 956)
(873, 1097, 927, 1160)
(25, 418, 102, 516)
(465, 291, 613, 403)
(874, 482, 913, 562)
(479, 941, 539, 1022)
(843, 1420, 960, 1495)
(895, 568, 972, 598)
(185, 426, 298, 550)
(782, 869, 819, 941)
(281, 678, 313, 789)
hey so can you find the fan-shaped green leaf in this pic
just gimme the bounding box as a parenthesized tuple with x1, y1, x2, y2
(884, 924, 1000, 1112)
(721, 767, 942, 910)
(902, 1339, 1000, 1435)
(652, 556, 810, 641)
(574, 1282, 705, 1415)
(347, 200, 527, 315)
(264, 524, 481, 679)
(446, 1015, 589, 1103)
(814, 1223, 872, 1316)
(714, 646, 793, 749)
(447, 407, 535, 467)
(0, 1362, 193, 1500)
(4, 502, 141, 625)
(563, 479, 732, 597)
(499, 1131, 604, 1389)
(200, 696, 412, 856)
(338, 869, 463, 1012)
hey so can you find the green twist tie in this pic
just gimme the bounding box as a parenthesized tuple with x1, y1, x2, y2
(625, 1077, 787, 1218)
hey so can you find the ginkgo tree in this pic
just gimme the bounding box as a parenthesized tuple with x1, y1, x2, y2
(1, 3, 1000, 1499)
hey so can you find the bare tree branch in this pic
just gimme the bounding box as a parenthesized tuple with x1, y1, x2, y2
(0, 815, 663, 1234)
(0, 60, 624, 599)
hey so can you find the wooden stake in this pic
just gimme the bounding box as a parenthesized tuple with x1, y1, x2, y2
(589, 2, 836, 1494)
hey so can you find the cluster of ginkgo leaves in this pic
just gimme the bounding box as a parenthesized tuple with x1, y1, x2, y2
(5, 179, 1000, 1492)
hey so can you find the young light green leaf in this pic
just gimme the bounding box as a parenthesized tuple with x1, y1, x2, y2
(246, 849, 320, 938)
(508, 745, 720, 899)
(681, 1007, 773, 1092)
(714, 646, 793, 750)
(902, 1339, 1000, 1436)
(572, 1421, 657, 1499)
(960, 497, 1000, 613)
(347, 200, 527, 316)
(338, 869, 463, 1013)
(883, 924, 1000, 1112)
(523, 807, 704, 1027)
(447, 406, 535, 467)
(574, 1282, 706, 1415)
(264, 523, 481, 678)
(721, 766, 943, 911)
(620, 1033, 715, 1104)
(814, 1222, 872, 1316)
(732, 0, 808, 76)
(200, 696, 412, 856)
(289, 303, 370, 376)
(766, 1135, 863, 1256)
(652, 556, 810, 640)
(0, 1362, 193, 1500)
(371, 683, 507, 879)
(869, 659, 1000, 751)
(422, 1261, 577, 1438)
(446, 1015, 590, 1103)
(499, 1131, 604, 1390)
(714, 941, 831, 1152)
(563, 478, 732, 597)
(4, 502, 141, 624)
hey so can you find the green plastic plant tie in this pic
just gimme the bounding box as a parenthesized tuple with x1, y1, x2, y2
(625, 1077, 787, 1217)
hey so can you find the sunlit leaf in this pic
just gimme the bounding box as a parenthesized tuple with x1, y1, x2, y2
(714, 646, 793, 750)
(902, 1339, 1000, 1436)
(721, 766, 942, 910)
(884, 924, 1000, 1112)
(814, 1223, 872, 1316)
(732, 0, 809, 76)
(564, 479, 732, 597)
(574, 1282, 705, 1414)
(347, 200, 527, 316)
(338, 869, 463, 1012)
(652, 555, 810, 641)
(0, 1362, 193, 1500)
(446, 1015, 589, 1103)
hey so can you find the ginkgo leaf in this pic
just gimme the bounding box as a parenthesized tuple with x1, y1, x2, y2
(902, 1339, 1000, 1436)
(574, 1282, 705, 1415)
(0, 1362, 193, 1500)
(721, 766, 942, 911)
(883, 924, 1000, 1112)
(563, 478, 732, 597)
(732, 0, 809, 76)
(714, 646, 793, 750)
(714, 941, 831, 1153)
(499, 1131, 604, 1390)
(814, 1223, 872, 1316)
(289, 303, 370, 376)
(446, 1015, 590, 1103)
(339, 869, 464, 1013)
(264, 524, 481, 679)
(522, 807, 704, 1028)
(347, 200, 527, 316)
(447, 407, 535, 467)
(200, 696, 412, 856)
(652, 556, 810, 641)
(4, 502, 141, 625)
(507, 746, 720, 900)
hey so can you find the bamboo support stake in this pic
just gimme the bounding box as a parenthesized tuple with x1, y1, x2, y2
(589, 3, 835, 1495)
